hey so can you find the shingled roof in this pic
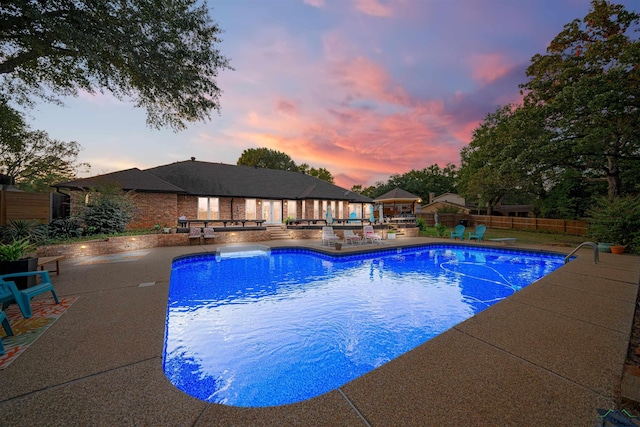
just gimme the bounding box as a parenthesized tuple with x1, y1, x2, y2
(374, 187, 422, 202)
(54, 168, 187, 193)
(55, 160, 372, 202)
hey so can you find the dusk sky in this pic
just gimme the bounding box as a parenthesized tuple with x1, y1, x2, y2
(26, 0, 639, 189)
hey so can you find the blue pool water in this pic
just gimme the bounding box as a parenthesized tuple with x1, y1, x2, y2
(163, 245, 566, 407)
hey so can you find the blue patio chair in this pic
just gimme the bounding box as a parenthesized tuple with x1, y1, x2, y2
(468, 225, 487, 242)
(0, 271, 60, 319)
(0, 309, 14, 355)
(450, 224, 465, 241)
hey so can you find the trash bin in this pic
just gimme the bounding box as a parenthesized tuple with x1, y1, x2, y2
(459, 219, 469, 227)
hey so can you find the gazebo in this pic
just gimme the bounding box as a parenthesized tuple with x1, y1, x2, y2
(374, 188, 422, 219)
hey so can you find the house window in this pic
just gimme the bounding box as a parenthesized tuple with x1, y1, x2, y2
(349, 203, 362, 217)
(287, 200, 297, 219)
(245, 199, 257, 220)
(197, 197, 219, 220)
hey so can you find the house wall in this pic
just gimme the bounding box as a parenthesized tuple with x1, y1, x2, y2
(177, 194, 197, 219)
(129, 192, 178, 229)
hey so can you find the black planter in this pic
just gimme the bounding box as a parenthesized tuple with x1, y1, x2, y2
(0, 257, 38, 290)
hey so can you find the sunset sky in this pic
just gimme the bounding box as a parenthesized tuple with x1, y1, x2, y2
(27, 0, 639, 189)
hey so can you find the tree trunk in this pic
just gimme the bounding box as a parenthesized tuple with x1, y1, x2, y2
(606, 155, 620, 198)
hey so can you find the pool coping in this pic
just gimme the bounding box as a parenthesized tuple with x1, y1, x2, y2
(0, 237, 638, 426)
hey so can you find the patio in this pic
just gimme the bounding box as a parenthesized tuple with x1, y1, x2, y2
(0, 237, 638, 426)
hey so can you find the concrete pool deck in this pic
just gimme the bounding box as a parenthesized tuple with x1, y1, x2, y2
(0, 237, 638, 426)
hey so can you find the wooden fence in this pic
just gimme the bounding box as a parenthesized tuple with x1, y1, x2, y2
(416, 212, 589, 236)
(0, 189, 69, 226)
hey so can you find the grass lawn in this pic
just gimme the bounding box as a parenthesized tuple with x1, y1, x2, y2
(420, 227, 588, 247)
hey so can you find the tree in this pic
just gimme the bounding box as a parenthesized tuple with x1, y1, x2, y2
(458, 105, 547, 214)
(521, 0, 640, 198)
(298, 163, 334, 183)
(237, 148, 298, 171)
(0, 0, 232, 130)
(0, 101, 89, 192)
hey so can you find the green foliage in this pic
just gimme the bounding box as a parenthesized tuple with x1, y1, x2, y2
(80, 187, 135, 235)
(0, 0, 232, 131)
(236, 148, 336, 183)
(0, 237, 35, 261)
(0, 102, 90, 191)
(435, 224, 448, 237)
(458, 104, 545, 213)
(587, 195, 640, 253)
(237, 148, 298, 171)
(521, 0, 640, 199)
(298, 164, 334, 184)
(352, 164, 457, 202)
(47, 217, 84, 240)
(416, 217, 426, 231)
(1, 219, 47, 244)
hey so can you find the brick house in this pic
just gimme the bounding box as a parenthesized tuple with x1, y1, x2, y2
(54, 159, 373, 230)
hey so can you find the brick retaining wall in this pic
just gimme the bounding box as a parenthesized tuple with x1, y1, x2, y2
(37, 229, 271, 259)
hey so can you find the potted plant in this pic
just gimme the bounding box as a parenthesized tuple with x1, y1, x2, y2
(0, 237, 38, 289)
(387, 228, 397, 239)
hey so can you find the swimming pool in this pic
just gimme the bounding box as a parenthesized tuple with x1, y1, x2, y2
(163, 245, 566, 407)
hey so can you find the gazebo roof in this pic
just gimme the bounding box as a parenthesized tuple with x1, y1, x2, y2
(374, 188, 422, 203)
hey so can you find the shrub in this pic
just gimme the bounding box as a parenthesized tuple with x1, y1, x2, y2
(435, 223, 448, 237)
(1, 219, 48, 244)
(416, 217, 427, 231)
(48, 217, 84, 239)
(587, 195, 640, 254)
(80, 187, 135, 235)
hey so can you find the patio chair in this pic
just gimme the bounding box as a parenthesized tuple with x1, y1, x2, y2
(0, 271, 60, 319)
(322, 227, 340, 246)
(468, 225, 487, 242)
(450, 224, 465, 241)
(189, 227, 202, 243)
(363, 225, 382, 245)
(0, 309, 14, 355)
(203, 227, 215, 241)
(344, 229, 362, 245)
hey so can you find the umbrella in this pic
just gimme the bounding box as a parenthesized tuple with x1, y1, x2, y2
(326, 205, 333, 225)
(379, 204, 384, 223)
(369, 205, 375, 223)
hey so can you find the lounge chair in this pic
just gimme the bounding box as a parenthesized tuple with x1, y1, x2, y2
(0, 271, 60, 319)
(0, 309, 14, 355)
(189, 227, 202, 243)
(468, 225, 487, 242)
(203, 227, 215, 241)
(450, 224, 465, 241)
(344, 229, 362, 245)
(363, 225, 382, 245)
(322, 227, 340, 246)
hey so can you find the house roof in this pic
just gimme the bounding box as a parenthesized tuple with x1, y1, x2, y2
(53, 168, 187, 193)
(374, 187, 422, 203)
(55, 160, 372, 203)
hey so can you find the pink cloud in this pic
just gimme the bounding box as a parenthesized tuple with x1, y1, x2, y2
(276, 99, 299, 116)
(328, 56, 411, 106)
(468, 52, 512, 85)
(303, 0, 326, 8)
(198, 24, 501, 188)
(354, 0, 393, 17)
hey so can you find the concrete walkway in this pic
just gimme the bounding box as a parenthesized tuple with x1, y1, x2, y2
(0, 238, 638, 426)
